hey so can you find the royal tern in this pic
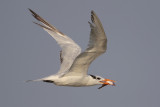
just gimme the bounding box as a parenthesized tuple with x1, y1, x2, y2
(28, 9, 115, 89)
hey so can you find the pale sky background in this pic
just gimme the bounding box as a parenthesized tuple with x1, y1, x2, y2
(1, 0, 160, 107)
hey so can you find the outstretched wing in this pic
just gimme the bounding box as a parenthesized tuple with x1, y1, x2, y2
(29, 9, 81, 74)
(64, 10, 107, 76)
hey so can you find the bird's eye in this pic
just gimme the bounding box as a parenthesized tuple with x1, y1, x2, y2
(97, 77, 101, 80)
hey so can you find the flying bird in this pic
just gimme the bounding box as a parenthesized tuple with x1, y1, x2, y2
(28, 9, 115, 89)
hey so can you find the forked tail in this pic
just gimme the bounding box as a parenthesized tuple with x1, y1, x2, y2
(26, 78, 43, 82)
(26, 78, 54, 83)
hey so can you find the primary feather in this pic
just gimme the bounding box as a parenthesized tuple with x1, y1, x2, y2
(29, 9, 81, 75)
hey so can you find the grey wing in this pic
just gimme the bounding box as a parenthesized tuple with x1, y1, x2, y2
(29, 9, 81, 74)
(64, 10, 107, 76)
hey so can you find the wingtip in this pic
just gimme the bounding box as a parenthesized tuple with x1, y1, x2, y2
(28, 8, 42, 23)
(28, 8, 36, 17)
(91, 10, 95, 23)
(91, 10, 94, 14)
(28, 8, 34, 14)
(28, 8, 31, 11)
(91, 10, 96, 16)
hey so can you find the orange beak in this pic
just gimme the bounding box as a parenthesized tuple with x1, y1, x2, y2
(98, 79, 116, 89)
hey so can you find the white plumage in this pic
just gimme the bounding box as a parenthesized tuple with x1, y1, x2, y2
(28, 9, 115, 89)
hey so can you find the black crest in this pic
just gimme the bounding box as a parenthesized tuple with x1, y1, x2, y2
(89, 74, 96, 79)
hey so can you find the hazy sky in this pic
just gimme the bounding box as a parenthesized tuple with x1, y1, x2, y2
(1, 0, 160, 107)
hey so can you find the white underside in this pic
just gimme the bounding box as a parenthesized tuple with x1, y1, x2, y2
(37, 74, 101, 87)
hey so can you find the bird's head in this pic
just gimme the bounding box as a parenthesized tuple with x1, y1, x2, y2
(89, 75, 116, 89)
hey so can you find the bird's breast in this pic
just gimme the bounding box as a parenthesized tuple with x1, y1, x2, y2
(54, 76, 90, 87)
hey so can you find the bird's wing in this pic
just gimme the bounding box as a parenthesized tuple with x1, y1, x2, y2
(64, 10, 107, 76)
(29, 9, 81, 74)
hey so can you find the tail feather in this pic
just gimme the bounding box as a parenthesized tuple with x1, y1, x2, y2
(26, 78, 54, 83)
(26, 75, 56, 83)
(26, 79, 43, 83)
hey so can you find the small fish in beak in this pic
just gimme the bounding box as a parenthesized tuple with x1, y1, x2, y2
(98, 79, 116, 89)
